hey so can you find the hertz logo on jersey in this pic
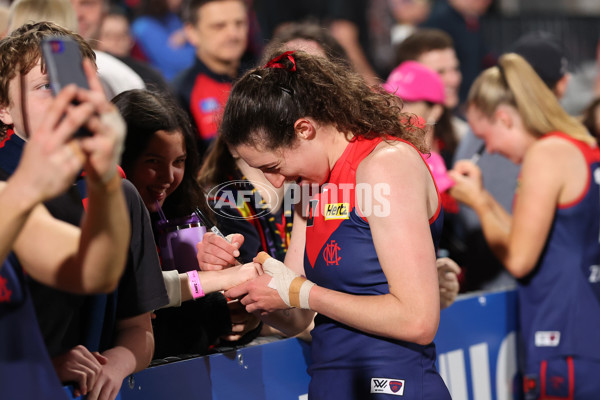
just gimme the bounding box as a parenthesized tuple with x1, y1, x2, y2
(324, 203, 349, 220)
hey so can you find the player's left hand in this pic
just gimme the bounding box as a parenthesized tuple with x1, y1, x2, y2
(225, 273, 288, 314)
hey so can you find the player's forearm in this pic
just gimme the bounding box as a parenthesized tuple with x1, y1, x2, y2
(260, 308, 315, 338)
(309, 286, 439, 345)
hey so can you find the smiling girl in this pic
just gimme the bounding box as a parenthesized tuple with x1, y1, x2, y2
(113, 89, 261, 358)
(221, 51, 451, 399)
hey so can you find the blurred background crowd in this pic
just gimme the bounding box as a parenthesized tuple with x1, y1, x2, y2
(3, 0, 600, 295)
(2, 1, 600, 397)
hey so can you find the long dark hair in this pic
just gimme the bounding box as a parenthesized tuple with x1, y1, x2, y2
(113, 89, 208, 218)
(220, 50, 426, 152)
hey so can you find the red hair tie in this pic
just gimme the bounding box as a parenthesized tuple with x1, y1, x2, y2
(264, 51, 297, 71)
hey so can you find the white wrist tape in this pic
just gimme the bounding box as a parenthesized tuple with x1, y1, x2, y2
(258, 252, 315, 309)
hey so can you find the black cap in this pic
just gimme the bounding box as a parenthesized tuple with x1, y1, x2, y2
(511, 31, 568, 89)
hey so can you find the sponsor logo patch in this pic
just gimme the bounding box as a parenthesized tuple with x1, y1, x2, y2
(535, 331, 560, 347)
(324, 202, 349, 220)
(371, 378, 405, 396)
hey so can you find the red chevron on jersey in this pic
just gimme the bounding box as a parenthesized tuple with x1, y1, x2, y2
(303, 135, 448, 398)
(305, 196, 346, 267)
(305, 136, 385, 268)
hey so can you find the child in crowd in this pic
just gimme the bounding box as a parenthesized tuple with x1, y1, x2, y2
(0, 28, 129, 399)
(0, 22, 169, 399)
(113, 89, 261, 358)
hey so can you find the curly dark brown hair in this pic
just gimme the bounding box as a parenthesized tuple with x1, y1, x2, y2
(220, 50, 426, 153)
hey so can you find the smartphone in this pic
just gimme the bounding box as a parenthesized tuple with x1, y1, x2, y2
(41, 36, 92, 137)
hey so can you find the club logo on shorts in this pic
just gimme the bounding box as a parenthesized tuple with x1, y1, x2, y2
(371, 378, 405, 396)
(324, 203, 349, 220)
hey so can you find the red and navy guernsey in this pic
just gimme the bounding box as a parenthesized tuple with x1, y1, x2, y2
(303, 136, 450, 399)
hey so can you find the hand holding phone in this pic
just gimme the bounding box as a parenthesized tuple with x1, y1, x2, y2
(41, 36, 92, 137)
(41, 36, 126, 183)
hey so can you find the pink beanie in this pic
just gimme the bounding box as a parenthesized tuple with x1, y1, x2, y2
(425, 151, 455, 193)
(383, 61, 445, 104)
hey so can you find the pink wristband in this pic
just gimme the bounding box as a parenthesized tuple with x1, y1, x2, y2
(186, 270, 205, 299)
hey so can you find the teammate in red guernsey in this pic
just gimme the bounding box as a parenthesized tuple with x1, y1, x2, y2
(450, 53, 600, 399)
(223, 51, 451, 399)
